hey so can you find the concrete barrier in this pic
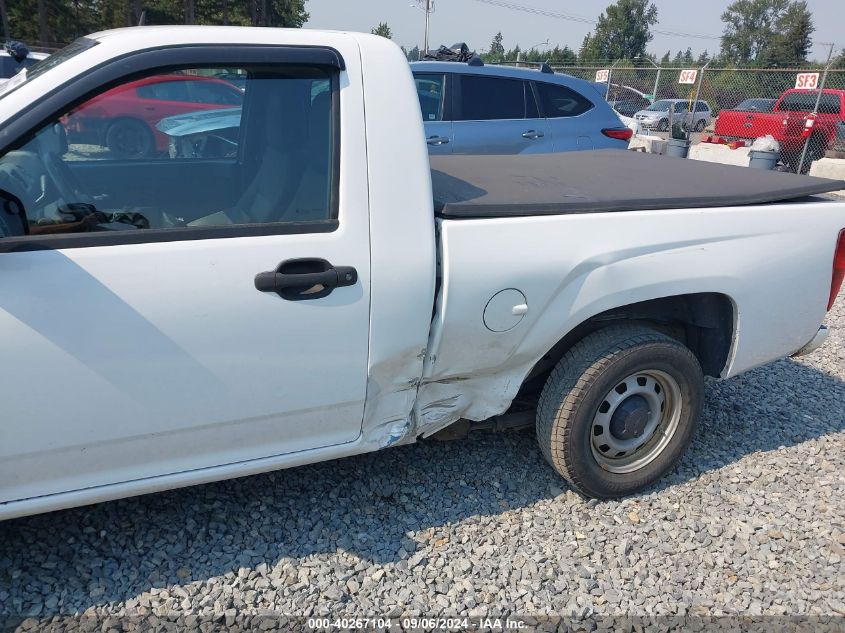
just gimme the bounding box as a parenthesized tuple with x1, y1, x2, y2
(628, 134, 667, 155)
(810, 158, 845, 197)
(689, 143, 751, 167)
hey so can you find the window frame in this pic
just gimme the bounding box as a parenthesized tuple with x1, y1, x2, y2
(0, 44, 344, 252)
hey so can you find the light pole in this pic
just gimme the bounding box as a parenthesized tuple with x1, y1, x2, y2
(606, 59, 621, 104)
(518, 40, 549, 63)
(635, 55, 661, 103)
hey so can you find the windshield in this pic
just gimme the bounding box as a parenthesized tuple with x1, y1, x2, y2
(735, 99, 773, 111)
(645, 100, 672, 111)
(0, 37, 98, 100)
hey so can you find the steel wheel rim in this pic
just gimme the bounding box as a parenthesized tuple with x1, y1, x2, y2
(590, 369, 682, 474)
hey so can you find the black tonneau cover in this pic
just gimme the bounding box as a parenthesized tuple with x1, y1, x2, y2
(430, 149, 844, 218)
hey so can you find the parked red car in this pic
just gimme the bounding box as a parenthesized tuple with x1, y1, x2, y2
(64, 74, 243, 158)
(714, 88, 845, 171)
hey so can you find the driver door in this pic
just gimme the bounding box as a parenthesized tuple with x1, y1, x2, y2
(0, 45, 372, 504)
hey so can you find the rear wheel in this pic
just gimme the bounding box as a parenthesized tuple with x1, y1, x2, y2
(105, 119, 154, 159)
(536, 325, 703, 498)
(657, 119, 669, 132)
(694, 119, 707, 132)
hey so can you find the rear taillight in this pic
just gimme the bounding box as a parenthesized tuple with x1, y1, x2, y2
(602, 127, 634, 141)
(828, 229, 845, 311)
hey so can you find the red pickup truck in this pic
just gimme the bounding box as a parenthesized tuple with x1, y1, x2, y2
(714, 88, 845, 171)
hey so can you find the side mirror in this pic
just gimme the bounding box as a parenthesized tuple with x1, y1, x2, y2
(0, 188, 29, 236)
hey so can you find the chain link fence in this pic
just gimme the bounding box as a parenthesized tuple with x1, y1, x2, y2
(540, 62, 845, 172)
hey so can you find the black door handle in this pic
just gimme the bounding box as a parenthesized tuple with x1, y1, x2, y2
(255, 258, 357, 300)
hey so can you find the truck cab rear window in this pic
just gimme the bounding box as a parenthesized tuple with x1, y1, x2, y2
(780, 92, 841, 114)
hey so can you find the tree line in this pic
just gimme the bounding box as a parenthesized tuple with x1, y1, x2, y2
(381, 0, 830, 69)
(1, 0, 309, 47)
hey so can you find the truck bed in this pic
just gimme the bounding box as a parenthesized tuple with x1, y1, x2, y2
(430, 149, 843, 218)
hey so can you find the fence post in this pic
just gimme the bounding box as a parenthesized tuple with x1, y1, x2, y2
(690, 60, 711, 135)
(652, 66, 661, 103)
(797, 45, 836, 172)
(606, 59, 620, 103)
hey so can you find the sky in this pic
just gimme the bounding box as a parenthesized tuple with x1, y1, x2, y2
(305, 0, 840, 63)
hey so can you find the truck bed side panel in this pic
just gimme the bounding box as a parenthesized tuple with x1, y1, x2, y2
(415, 199, 845, 435)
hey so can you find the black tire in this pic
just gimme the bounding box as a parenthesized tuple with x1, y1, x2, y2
(105, 119, 154, 159)
(536, 324, 704, 499)
(657, 119, 669, 132)
(694, 119, 707, 132)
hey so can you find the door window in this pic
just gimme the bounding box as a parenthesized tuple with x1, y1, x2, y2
(414, 73, 445, 121)
(535, 82, 593, 117)
(0, 64, 336, 241)
(458, 75, 533, 121)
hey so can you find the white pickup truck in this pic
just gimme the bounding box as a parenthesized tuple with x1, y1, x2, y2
(0, 27, 843, 520)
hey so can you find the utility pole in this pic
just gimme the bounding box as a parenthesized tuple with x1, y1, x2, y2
(423, 0, 432, 56)
(412, 0, 434, 56)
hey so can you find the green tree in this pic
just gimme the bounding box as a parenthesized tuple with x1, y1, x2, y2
(488, 31, 504, 57)
(579, 0, 658, 61)
(660, 50, 671, 64)
(720, 0, 814, 65)
(5, 0, 309, 45)
(371, 21, 392, 39)
(767, 1, 813, 64)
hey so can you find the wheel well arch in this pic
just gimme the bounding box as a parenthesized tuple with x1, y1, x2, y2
(522, 292, 735, 390)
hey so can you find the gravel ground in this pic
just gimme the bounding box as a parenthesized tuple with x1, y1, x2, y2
(1, 292, 844, 629)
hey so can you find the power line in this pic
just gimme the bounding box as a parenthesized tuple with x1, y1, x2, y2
(469, 0, 722, 40)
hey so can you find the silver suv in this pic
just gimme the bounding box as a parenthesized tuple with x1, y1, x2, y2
(634, 99, 713, 132)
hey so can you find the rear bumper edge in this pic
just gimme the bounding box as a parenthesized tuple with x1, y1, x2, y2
(791, 325, 830, 358)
